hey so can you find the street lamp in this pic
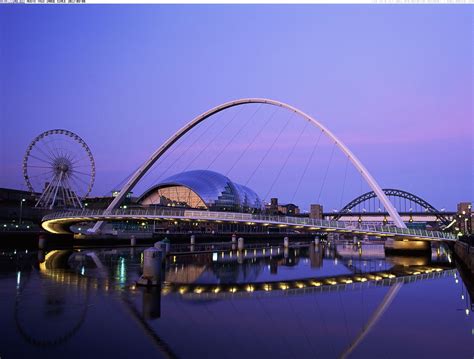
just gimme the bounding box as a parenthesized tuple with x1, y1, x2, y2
(19, 198, 26, 225)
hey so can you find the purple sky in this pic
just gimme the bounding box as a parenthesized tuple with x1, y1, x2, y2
(0, 5, 472, 211)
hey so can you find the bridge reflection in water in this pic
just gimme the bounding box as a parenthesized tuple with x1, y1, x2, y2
(8, 243, 472, 359)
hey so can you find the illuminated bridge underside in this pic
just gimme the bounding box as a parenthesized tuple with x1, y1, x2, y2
(39, 253, 454, 299)
(42, 208, 456, 241)
(165, 266, 453, 298)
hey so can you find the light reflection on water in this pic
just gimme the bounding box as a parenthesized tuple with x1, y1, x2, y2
(0, 243, 472, 358)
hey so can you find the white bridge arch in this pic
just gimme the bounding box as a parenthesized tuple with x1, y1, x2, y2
(92, 98, 406, 232)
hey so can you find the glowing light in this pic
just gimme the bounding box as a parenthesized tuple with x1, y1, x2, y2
(246, 285, 254, 292)
(213, 287, 221, 294)
(116, 257, 126, 284)
(179, 286, 188, 294)
(16, 271, 21, 288)
(194, 287, 203, 294)
(310, 281, 321, 287)
(229, 287, 237, 293)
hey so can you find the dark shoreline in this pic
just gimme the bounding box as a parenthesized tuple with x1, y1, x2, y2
(0, 231, 323, 250)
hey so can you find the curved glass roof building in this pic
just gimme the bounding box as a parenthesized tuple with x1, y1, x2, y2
(138, 170, 264, 213)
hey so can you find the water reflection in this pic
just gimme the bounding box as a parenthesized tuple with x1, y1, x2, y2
(1, 243, 472, 358)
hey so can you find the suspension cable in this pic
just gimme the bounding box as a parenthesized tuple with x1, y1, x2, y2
(206, 104, 263, 170)
(146, 109, 223, 184)
(184, 106, 245, 172)
(290, 129, 323, 204)
(317, 142, 336, 204)
(263, 120, 308, 202)
(225, 107, 278, 177)
(339, 156, 350, 210)
(104, 164, 142, 197)
(107, 118, 207, 196)
(244, 111, 292, 187)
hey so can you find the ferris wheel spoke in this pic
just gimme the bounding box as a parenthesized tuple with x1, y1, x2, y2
(71, 156, 91, 165)
(68, 175, 86, 197)
(28, 170, 54, 179)
(43, 138, 62, 159)
(28, 154, 53, 165)
(34, 145, 56, 163)
(65, 153, 76, 164)
(28, 165, 53, 169)
(70, 172, 91, 187)
(72, 170, 92, 177)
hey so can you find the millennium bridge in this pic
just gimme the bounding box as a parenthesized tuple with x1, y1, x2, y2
(40, 98, 458, 245)
(42, 207, 456, 242)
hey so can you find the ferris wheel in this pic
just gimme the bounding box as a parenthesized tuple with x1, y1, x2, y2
(23, 129, 95, 209)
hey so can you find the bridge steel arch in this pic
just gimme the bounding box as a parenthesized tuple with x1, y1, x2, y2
(334, 188, 450, 224)
(92, 98, 406, 232)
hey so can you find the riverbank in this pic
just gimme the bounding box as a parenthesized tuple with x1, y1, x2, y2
(454, 239, 474, 275)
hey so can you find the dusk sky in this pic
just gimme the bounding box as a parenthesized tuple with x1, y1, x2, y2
(0, 5, 472, 211)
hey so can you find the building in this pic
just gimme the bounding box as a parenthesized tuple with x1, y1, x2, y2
(456, 202, 472, 235)
(310, 204, 324, 220)
(279, 203, 300, 215)
(0, 187, 45, 223)
(264, 197, 301, 216)
(138, 170, 264, 213)
(268, 198, 279, 215)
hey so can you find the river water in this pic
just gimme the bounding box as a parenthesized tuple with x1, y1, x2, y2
(0, 243, 472, 358)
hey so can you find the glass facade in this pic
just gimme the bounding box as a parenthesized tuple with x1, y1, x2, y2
(138, 170, 263, 212)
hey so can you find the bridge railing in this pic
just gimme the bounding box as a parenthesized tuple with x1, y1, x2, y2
(42, 208, 456, 240)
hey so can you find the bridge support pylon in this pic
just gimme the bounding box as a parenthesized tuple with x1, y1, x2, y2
(238, 237, 244, 251)
(137, 247, 163, 287)
(384, 238, 431, 255)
